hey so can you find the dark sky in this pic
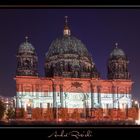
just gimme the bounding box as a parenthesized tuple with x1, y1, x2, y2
(0, 9, 140, 100)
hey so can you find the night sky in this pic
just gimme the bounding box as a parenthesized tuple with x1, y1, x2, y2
(0, 9, 140, 100)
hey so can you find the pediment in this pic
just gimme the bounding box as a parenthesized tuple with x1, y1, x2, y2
(119, 96, 130, 102)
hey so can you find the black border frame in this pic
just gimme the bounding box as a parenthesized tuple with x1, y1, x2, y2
(1, 1, 140, 139)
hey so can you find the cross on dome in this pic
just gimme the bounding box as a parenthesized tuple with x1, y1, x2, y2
(65, 16, 68, 25)
(63, 16, 71, 36)
(115, 42, 118, 48)
(25, 36, 28, 43)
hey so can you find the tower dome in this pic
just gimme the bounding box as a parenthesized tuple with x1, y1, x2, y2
(18, 36, 35, 54)
(45, 16, 99, 78)
(110, 43, 126, 58)
(107, 43, 130, 80)
(16, 36, 38, 76)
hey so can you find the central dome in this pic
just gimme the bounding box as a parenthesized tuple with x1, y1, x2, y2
(44, 16, 99, 78)
(45, 36, 90, 59)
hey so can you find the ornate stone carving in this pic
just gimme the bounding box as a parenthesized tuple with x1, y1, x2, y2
(71, 82, 82, 88)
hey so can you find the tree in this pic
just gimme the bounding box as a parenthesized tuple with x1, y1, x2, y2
(0, 100, 6, 120)
(71, 109, 80, 120)
(32, 108, 42, 120)
(6, 108, 15, 120)
(44, 108, 54, 120)
(59, 108, 69, 120)
(16, 108, 25, 119)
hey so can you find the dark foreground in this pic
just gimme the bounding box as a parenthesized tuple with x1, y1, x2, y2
(0, 119, 136, 126)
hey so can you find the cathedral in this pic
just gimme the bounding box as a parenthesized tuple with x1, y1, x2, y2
(14, 17, 134, 120)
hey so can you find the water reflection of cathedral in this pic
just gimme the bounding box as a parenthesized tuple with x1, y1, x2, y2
(15, 16, 132, 115)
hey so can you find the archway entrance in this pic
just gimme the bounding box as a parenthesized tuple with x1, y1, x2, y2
(64, 84, 90, 119)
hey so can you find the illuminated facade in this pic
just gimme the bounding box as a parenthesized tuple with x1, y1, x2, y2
(15, 17, 133, 119)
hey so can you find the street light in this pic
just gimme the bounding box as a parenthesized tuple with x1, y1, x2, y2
(134, 100, 140, 125)
(134, 100, 139, 108)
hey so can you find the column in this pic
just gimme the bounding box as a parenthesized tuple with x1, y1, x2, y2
(16, 95, 19, 108)
(90, 83, 94, 108)
(60, 84, 64, 108)
(112, 86, 115, 108)
(117, 87, 119, 108)
(97, 86, 101, 107)
(53, 84, 57, 108)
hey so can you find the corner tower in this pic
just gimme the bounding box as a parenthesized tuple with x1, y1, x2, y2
(16, 36, 38, 76)
(107, 43, 130, 80)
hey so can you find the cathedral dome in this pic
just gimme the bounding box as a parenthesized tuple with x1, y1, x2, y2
(110, 43, 125, 58)
(18, 36, 35, 54)
(45, 36, 90, 59)
(44, 16, 99, 78)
